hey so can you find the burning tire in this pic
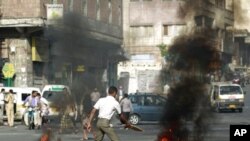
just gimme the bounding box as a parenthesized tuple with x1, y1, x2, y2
(129, 114, 140, 125)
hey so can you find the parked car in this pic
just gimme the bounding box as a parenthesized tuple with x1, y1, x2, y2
(128, 93, 166, 125)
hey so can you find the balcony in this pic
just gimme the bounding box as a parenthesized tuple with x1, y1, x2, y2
(195, 0, 234, 26)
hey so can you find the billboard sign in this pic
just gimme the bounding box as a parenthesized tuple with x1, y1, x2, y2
(46, 4, 63, 20)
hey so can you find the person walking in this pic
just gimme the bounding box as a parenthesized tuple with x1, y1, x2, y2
(90, 88, 100, 106)
(4, 89, 15, 127)
(36, 93, 49, 129)
(118, 86, 123, 101)
(120, 93, 133, 121)
(87, 86, 131, 141)
(0, 88, 6, 125)
(58, 88, 77, 134)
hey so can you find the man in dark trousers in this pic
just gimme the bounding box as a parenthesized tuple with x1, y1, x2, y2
(87, 86, 131, 141)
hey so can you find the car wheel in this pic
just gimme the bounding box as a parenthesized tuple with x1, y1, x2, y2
(129, 114, 140, 125)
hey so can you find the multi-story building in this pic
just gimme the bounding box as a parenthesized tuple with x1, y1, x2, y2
(120, 0, 234, 93)
(232, 0, 250, 67)
(0, 0, 124, 91)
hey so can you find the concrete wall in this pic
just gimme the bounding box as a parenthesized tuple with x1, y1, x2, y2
(8, 38, 33, 87)
(129, 1, 185, 25)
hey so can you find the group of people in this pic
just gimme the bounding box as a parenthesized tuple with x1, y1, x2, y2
(81, 86, 133, 141)
(1, 86, 134, 141)
(0, 88, 49, 129)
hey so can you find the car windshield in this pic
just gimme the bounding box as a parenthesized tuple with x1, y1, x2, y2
(42, 91, 64, 102)
(220, 86, 243, 95)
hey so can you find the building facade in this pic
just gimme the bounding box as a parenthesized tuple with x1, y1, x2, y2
(0, 0, 124, 91)
(232, 0, 250, 67)
(120, 0, 234, 93)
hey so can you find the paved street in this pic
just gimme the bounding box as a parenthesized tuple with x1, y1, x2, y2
(0, 122, 160, 141)
(0, 85, 250, 141)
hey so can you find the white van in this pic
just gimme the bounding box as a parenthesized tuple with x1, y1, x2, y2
(0, 87, 41, 120)
(41, 85, 77, 120)
(210, 82, 245, 112)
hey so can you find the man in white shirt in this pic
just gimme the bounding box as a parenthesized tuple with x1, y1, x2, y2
(87, 86, 130, 141)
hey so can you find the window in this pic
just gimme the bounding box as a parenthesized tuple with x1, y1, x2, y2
(130, 96, 138, 104)
(96, 0, 100, 20)
(69, 0, 73, 12)
(108, 0, 112, 23)
(142, 26, 154, 37)
(163, 25, 185, 36)
(215, 0, 225, 8)
(145, 96, 155, 106)
(118, 5, 122, 26)
(82, 0, 87, 16)
(138, 96, 145, 105)
(163, 25, 169, 36)
(225, 0, 233, 11)
(208, 0, 215, 4)
(155, 97, 166, 106)
(52, 0, 57, 4)
(43, 91, 65, 102)
(130, 25, 154, 37)
(220, 86, 243, 95)
(213, 86, 219, 100)
(22, 93, 30, 101)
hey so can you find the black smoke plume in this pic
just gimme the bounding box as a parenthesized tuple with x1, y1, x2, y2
(42, 13, 109, 135)
(44, 12, 107, 112)
(158, 30, 220, 141)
